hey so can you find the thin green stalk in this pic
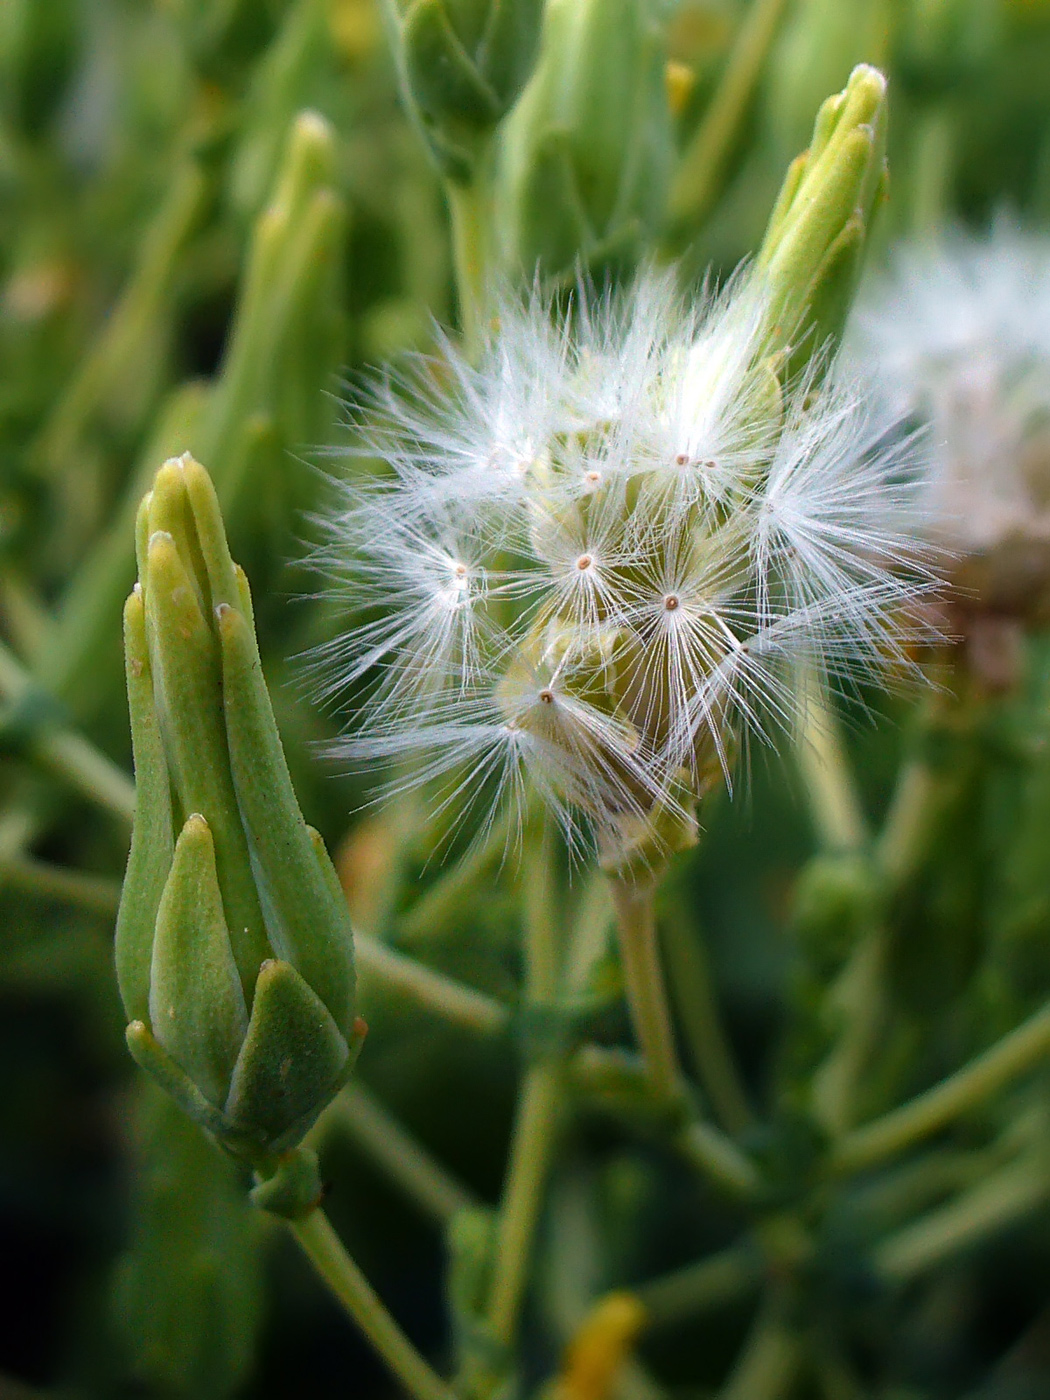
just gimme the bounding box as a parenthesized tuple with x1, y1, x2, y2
(794, 668, 868, 854)
(831, 998, 1050, 1177)
(486, 824, 565, 1348)
(660, 902, 754, 1134)
(32, 159, 209, 479)
(810, 931, 886, 1138)
(874, 1152, 1050, 1282)
(875, 684, 977, 894)
(356, 934, 510, 1036)
(564, 871, 614, 998)
(290, 1208, 456, 1400)
(487, 1059, 565, 1346)
(322, 1082, 477, 1226)
(1, 855, 121, 916)
(636, 1243, 761, 1329)
(446, 171, 492, 361)
(37, 729, 136, 825)
(678, 1118, 762, 1199)
(669, 0, 791, 231)
(398, 806, 512, 943)
(0, 570, 53, 665)
(609, 875, 680, 1104)
(715, 1298, 803, 1400)
(0, 641, 135, 824)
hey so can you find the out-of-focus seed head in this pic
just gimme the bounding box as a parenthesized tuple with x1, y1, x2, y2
(850, 228, 1050, 650)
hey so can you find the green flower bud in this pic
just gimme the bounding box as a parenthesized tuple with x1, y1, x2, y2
(386, 0, 545, 179)
(755, 63, 889, 371)
(116, 453, 364, 1179)
(764, 0, 891, 158)
(494, 0, 674, 281)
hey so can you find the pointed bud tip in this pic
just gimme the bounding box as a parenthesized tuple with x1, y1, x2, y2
(851, 63, 886, 90)
(152, 460, 185, 496)
(147, 529, 176, 557)
(294, 110, 335, 146)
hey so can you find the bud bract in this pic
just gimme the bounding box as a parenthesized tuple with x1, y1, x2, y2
(116, 453, 362, 1187)
(755, 64, 889, 372)
(386, 0, 545, 179)
(494, 0, 674, 281)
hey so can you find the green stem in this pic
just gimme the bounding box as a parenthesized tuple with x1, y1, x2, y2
(831, 998, 1050, 1177)
(1, 855, 121, 916)
(609, 875, 680, 1104)
(356, 934, 510, 1036)
(487, 1059, 565, 1346)
(669, 0, 791, 232)
(37, 729, 136, 825)
(678, 1118, 762, 1199)
(322, 1082, 477, 1226)
(398, 805, 512, 943)
(446, 171, 492, 361)
(715, 1298, 803, 1400)
(567, 1042, 759, 1198)
(874, 1152, 1050, 1282)
(0, 570, 53, 665)
(809, 930, 886, 1138)
(486, 823, 565, 1349)
(794, 668, 867, 854)
(32, 158, 209, 479)
(636, 1243, 761, 1329)
(874, 696, 968, 892)
(0, 641, 135, 824)
(660, 901, 754, 1134)
(290, 1209, 456, 1400)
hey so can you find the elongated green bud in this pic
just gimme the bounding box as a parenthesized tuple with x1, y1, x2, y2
(495, 0, 674, 281)
(386, 0, 545, 179)
(116, 453, 363, 1192)
(755, 63, 889, 369)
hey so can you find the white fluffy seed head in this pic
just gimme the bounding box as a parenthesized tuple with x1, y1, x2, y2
(849, 228, 1050, 617)
(312, 269, 935, 850)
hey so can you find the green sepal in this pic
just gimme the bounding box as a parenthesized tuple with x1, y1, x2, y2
(126, 1020, 233, 1144)
(223, 959, 352, 1155)
(149, 815, 249, 1108)
(142, 526, 269, 998)
(216, 596, 356, 1033)
(249, 1146, 324, 1219)
(179, 454, 242, 613)
(794, 215, 867, 378)
(115, 587, 174, 1024)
